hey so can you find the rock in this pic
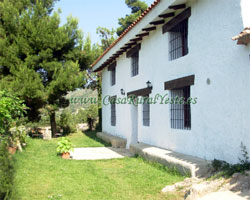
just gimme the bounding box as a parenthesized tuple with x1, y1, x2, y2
(161, 185, 176, 193)
(245, 171, 250, 176)
(162, 178, 201, 194)
(185, 179, 225, 200)
(232, 173, 241, 179)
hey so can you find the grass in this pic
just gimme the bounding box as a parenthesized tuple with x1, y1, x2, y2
(12, 131, 184, 200)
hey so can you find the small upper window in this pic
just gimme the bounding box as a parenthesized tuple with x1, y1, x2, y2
(169, 19, 188, 61)
(111, 68, 116, 86)
(108, 62, 116, 86)
(131, 52, 139, 77)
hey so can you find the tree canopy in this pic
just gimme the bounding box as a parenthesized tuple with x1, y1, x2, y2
(0, 0, 95, 136)
(116, 0, 148, 36)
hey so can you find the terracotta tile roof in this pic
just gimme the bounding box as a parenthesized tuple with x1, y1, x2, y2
(91, 0, 161, 70)
(232, 27, 250, 45)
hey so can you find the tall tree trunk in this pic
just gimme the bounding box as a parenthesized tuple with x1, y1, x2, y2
(50, 111, 57, 138)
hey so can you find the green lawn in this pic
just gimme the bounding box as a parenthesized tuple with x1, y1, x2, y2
(12, 131, 184, 200)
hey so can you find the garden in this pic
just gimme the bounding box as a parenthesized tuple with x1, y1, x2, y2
(0, 90, 185, 200)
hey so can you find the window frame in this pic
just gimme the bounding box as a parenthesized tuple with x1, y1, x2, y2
(168, 18, 189, 61)
(170, 86, 191, 130)
(110, 96, 116, 126)
(142, 95, 150, 127)
(110, 67, 116, 86)
(131, 51, 139, 77)
(164, 75, 195, 131)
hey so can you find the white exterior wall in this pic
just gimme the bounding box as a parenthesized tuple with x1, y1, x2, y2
(101, 0, 250, 164)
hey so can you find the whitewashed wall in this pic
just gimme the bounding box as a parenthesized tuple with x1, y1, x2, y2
(102, 0, 250, 164)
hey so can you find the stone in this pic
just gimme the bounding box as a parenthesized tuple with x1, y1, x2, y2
(161, 185, 176, 193)
(96, 132, 127, 148)
(130, 142, 211, 177)
(185, 179, 225, 200)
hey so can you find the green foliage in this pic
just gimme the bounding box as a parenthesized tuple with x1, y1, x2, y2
(125, 0, 148, 13)
(86, 104, 98, 120)
(86, 104, 98, 130)
(0, 90, 27, 137)
(116, 0, 148, 36)
(56, 137, 73, 154)
(212, 143, 250, 177)
(75, 109, 87, 124)
(96, 27, 116, 51)
(59, 109, 77, 135)
(0, 0, 94, 135)
(9, 126, 28, 148)
(0, 141, 14, 200)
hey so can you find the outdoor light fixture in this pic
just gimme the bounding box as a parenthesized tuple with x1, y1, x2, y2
(146, 81, 152, 88)
(120, 89, 125, 95)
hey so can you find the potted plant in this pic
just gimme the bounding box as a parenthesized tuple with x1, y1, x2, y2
(56, 137, 73, 159)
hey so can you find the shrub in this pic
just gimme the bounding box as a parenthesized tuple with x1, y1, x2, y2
(212, 142, 250, 177)
(56, 137, 73, 154)
(0, 91, 27, 137)
(59, 110, 77, 135)
(85, 104, 98, 130)
(0, 91, 27, 150)
(0, 141, 14, 199)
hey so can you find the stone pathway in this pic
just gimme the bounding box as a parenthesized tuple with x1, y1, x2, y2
(70, 147, 132, 160)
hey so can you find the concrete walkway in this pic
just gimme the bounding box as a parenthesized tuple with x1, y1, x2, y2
(70, 147, 132, 160)
(130, 143, 211, 177)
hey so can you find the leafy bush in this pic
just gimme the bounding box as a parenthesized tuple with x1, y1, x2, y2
(75, 109, 87, 124)
(59, 110, 77, 135)
(0, 90, 27, 137)
(85, 104, 98, 130)
(9, 126, 28, 150)
(56, 137, 73, 154)
(0, 141, 14, 199)
(212, 142, 250, 177)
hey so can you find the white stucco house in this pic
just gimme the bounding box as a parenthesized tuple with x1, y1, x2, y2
(92, 0, 250, 164)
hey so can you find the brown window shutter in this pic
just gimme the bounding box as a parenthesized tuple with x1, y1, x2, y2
(127, 87, 152, 97)
(164, 75, 195, 90)
(126, 44, 141, 58)
(108, 61, 117, 71)
(162, 7, 191, 34)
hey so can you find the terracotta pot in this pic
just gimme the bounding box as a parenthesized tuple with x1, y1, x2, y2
(8, 147, 17, 154)
(62, 152, 70, 159)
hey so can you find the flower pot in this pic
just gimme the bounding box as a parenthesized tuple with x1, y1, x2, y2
(62, 152, 70, 159)
(8, 147, 17, 154)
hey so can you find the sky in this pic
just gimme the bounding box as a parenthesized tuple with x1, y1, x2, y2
(54, 0, 154, 44)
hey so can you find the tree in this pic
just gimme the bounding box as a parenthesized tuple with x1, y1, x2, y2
(96, 27, 116, 51)
(116, 0, 148, 36)
(86, 104, 98, 131)
(0, 0, 89, 137)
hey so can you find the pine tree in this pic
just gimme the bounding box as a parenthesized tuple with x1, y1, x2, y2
(0, 0, 90, 137)
(116, 0, 148, 36)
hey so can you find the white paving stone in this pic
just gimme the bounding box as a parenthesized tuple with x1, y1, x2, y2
(70, 147, 132, 160)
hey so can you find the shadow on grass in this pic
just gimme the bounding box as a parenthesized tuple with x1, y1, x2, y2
(82, 129, 111, 147)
